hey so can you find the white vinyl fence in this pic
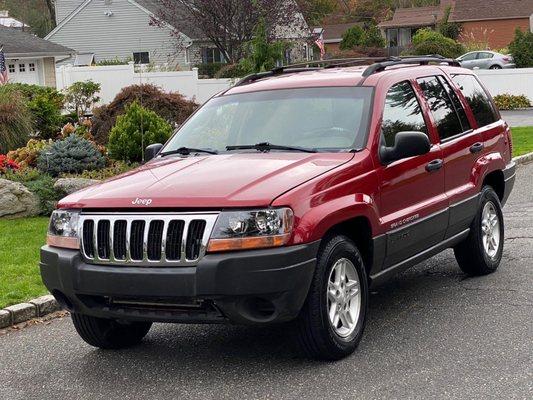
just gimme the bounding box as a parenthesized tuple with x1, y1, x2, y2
(55, 63, 235, 105)
(474, 68, 533, 100)
(56, 64, 533, 106)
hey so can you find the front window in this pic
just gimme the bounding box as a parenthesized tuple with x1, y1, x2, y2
(201, 47, 226, 64)
(163, 87, 373, 153)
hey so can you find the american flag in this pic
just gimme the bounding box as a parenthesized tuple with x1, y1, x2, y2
(314, 36, 325, 61)
(0, 46, 8, 84)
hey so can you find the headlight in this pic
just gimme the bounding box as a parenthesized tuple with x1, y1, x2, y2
(47, 210, 80, 249)
(207, 208, 294, 252)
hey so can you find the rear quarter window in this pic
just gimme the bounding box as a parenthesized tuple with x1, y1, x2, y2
(451, 74, 498, 128)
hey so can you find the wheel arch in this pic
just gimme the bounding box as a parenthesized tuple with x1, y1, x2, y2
(482, 169, 505, 201)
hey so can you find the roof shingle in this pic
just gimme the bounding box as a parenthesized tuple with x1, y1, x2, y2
(449, 0, 533, 22)
(0, 25, 73, 57)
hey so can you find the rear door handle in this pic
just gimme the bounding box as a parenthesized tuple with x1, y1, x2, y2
(470, 142, 484, 153)
(426, 159, 443, 172)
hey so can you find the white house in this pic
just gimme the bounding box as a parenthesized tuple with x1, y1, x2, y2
(0, 25, 73, 87)
(45, 0, 312, 68)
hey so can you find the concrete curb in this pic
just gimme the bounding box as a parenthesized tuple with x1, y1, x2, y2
(0, 295, 60, 329)
(513, 152, 533, 165)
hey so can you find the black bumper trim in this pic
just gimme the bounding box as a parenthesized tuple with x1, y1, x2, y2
(40, 241, 320, 325)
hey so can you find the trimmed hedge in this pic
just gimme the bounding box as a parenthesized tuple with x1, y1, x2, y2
(493, 94, 531, 110)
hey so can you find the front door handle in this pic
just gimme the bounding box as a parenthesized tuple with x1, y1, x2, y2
(470, 142, 484, 153)
(426, 159, 443, 172)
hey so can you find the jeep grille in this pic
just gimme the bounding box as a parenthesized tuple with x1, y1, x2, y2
(80, 213, 218, 266)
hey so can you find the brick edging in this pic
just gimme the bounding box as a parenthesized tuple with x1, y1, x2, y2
(0, 295, 60, 329)
(513, 152, 533, 165)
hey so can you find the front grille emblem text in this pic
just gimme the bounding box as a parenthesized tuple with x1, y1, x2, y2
(132, 198, 153, 206)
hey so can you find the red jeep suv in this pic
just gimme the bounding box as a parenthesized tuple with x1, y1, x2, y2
(41, 57, 516, 360)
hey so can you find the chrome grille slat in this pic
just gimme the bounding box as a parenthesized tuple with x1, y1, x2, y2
(79, 213, 219, 267)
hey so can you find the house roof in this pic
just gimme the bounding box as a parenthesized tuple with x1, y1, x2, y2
(378, 5, 443, 28)
(449, 0, 533, 22)
(320, 22, 363, 43)
(0, 25, 73, 57)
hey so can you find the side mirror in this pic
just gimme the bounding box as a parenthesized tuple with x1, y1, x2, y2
(145, 143, 164, 162)
(380, 131, 430, 164)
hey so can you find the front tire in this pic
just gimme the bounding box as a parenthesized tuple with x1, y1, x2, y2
(296, 235, 368, 360)
(454, 186, 504, 276)
(489, 65, 502, 69)
(71, 313, 152, 349)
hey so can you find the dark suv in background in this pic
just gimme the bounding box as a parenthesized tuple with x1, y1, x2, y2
(41, 57, 515, 360)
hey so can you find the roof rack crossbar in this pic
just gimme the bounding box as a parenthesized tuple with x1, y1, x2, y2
(362, 55, 460, 77)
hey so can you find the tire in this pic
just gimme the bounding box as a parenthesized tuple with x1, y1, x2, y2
(296, 235, 368, 360)
(489, 65, 502, 69)
(71, 313, 152, 349)
(454, 186, 504, 276)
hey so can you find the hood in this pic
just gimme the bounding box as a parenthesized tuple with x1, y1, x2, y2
(58, 152, 354, 209)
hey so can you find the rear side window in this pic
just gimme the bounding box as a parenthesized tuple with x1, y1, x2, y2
(381, 81, 428, 147)
(437, 76, 470, 132)
(451, 74, 498, 127)
(417, 76, 464, 140)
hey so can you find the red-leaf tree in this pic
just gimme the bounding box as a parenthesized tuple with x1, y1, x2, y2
(152, 0, 308, 64)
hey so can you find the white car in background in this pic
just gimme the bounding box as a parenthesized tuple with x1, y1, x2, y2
(456, 51, 516, 70)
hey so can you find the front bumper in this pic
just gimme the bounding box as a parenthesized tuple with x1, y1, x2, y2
(40, 242, 319, 325)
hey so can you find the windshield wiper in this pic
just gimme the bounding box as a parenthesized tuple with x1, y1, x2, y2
(226, 142, 317, 153)
(160, 147, 218, 157)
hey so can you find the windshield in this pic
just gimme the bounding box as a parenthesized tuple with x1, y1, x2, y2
(162, 87, 373, 153)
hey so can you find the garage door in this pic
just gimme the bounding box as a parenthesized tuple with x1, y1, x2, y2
(6, 60, 40, 85)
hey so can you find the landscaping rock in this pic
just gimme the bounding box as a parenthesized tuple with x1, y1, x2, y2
(4, 303, 36, 324)
(29, 295, 60, 317)
(0, 179, 40, 218)
(54, 178, 100, 195)
(0, 310, 11, 329)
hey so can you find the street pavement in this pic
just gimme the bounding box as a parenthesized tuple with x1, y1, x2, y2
(501, 109, 533, 127)
(1, 164, 532, 400)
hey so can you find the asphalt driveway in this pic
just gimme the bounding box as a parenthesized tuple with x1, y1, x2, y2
(501, 109, 533, 127)
(1, 163, 532, 400)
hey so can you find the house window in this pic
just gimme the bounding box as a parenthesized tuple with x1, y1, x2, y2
(133, 52, 150, 64)
(201, 48, 225, 64)
(19, 63, 25, 72)
(8, 64, 15, 73)
(29, 63, 36, 72)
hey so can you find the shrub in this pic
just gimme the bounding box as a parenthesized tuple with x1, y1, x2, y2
(91, 84, 197, 144)
(0, 89, 33, 154)
(214, 63, 249, 78)
(340, 24, 385, 50)
(108, 102, 173, 162)
(437, 5, 461, 40)
(509, 28, 533, 68)
(239, 19, 287, 73)
(60, 161, 138, 180)
(340, 26, 365, 50)
(37, 135, 106, 177)
(5, 83, 64, 139)
(64, 80, 101, 117)
(196, 62, 226, 78)
(493, 94, 531, 110)
(1, 167, 42, 183)
(0, 154, 20, 174)
(361, 24, 386, 48)
(7, 139, 53, 169)
(412, 28, 465, 58)
(25, 174, 66, 215)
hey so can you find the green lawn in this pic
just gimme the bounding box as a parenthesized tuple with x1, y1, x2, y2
(511, 126, 533, 157)
(0, 217, 49, 309)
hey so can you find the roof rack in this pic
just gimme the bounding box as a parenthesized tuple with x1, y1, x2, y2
(361, 55, 460, 77)
(234, 55, 461, 87)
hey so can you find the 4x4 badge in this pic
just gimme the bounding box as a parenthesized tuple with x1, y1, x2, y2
(132, 198, 152, 206)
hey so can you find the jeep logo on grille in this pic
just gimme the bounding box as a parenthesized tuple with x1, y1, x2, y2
(132, 198, 153, 206)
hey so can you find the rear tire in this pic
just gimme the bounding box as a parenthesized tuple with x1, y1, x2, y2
(296, 235, 368, 360)
(489, 65, 502, 69)
(454, 186, 504, 276)
(71, 313, 152, 349)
